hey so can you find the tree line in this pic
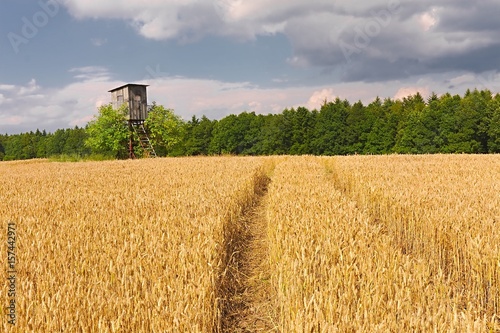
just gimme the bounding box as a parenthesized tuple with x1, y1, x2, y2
(1, 88, 500, 161)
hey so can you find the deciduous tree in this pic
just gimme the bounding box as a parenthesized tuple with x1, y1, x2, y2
(85, 104, 129, 158)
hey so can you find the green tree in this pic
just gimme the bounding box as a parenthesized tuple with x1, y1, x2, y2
(286, 107, 315, 155)
(181, 116, 210, 156)
(17, 132, 38, 159)
(0, 134, 5, 160)
(311, 98, 350, 155)
(246, 114, 267, 155)
(239, 112, 263, 155)
(364, 98, 403, 154)
(209, 116, 235, 154)
(144, 104, 185, 156)
(46, 129, 68, 156)
(394, 93, 427, 153)
(63, 126, 90, 156)
(187, 115, 215, 155)
(85, 104, 129, 158)
(3, 135, 22, 160)
(435, 93, 461, 153)
(34, 130, 48, 158)
(395, 110, 436, 153)
(253, 114, 283, 155)
(209, 113, 251, 155)
(488, 94, 500, 152)
(345, 100, 371, 154)
(272, 112, 292, 154)
(444, 89, 487, 153)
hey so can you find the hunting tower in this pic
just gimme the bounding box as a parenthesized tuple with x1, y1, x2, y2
(109, 84, 157, 158)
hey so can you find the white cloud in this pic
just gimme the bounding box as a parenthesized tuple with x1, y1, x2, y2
(0, 76, 120, 133)
(58, 0, 500, 81)
(394, 86, 430, 100)
(145, 77, 294, 117)
(0, 84, 16, 91)
(449, 73, 476, 86)
(0, 115, 25, 126)
(419, 8, 438, 31)
(0, 74, 373, 133)
(58, 1, 349, 41)
(1, 70, 499, 133)
(69, 66, 111, 81)
(19, 79, 40, 96)
(306, 88, 336, 110)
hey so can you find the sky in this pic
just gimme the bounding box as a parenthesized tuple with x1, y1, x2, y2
(1, 0, 499, 134)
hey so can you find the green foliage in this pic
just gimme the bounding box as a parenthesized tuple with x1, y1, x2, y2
(182, 115, 215, 155)
(283, 107, 316, 155)
(209, 114, 240, 154)
(144, 103, 185, 156)
(0, 134, 6, 161)
(312, 98, 350, 155)
(48, 153, 114, 162)
(363, 98, 399, 154)
(488, 94, 500, 153)
(85, 104, 129, 158)
(2, 89, 500, 161)
(0, 126, 90, 161)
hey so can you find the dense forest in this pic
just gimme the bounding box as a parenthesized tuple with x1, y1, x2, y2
(1, 89, 500, 161)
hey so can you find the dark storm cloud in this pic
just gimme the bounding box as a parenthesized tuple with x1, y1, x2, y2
(426, 44, 500, 74)
(59, 0, 500, 83)
(341, 57, 424, 83)
(278, 0, 500, 82)
(435, 1, 500, 33)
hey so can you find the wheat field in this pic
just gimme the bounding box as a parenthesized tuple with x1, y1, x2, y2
(0, 157, 268, 332)
(267, 155, 499, 332)
(1, 155, 499, 332)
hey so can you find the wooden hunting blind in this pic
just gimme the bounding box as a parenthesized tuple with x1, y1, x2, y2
(109, 84, 149, 121)
(108, 83, 157, 158)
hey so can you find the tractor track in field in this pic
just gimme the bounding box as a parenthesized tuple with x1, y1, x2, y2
(217, 171, 277, 333)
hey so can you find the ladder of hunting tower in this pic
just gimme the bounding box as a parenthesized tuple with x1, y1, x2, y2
(131, 122, 157, 158)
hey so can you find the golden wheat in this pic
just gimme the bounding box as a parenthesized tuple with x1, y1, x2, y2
(0, 157, 266, 332)
(265, 155, 499, 332)
(1, 154, 498, 332)
(329, 155, 500, 330)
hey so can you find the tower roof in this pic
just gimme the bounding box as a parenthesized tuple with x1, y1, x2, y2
(108, 83, 149, 93)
